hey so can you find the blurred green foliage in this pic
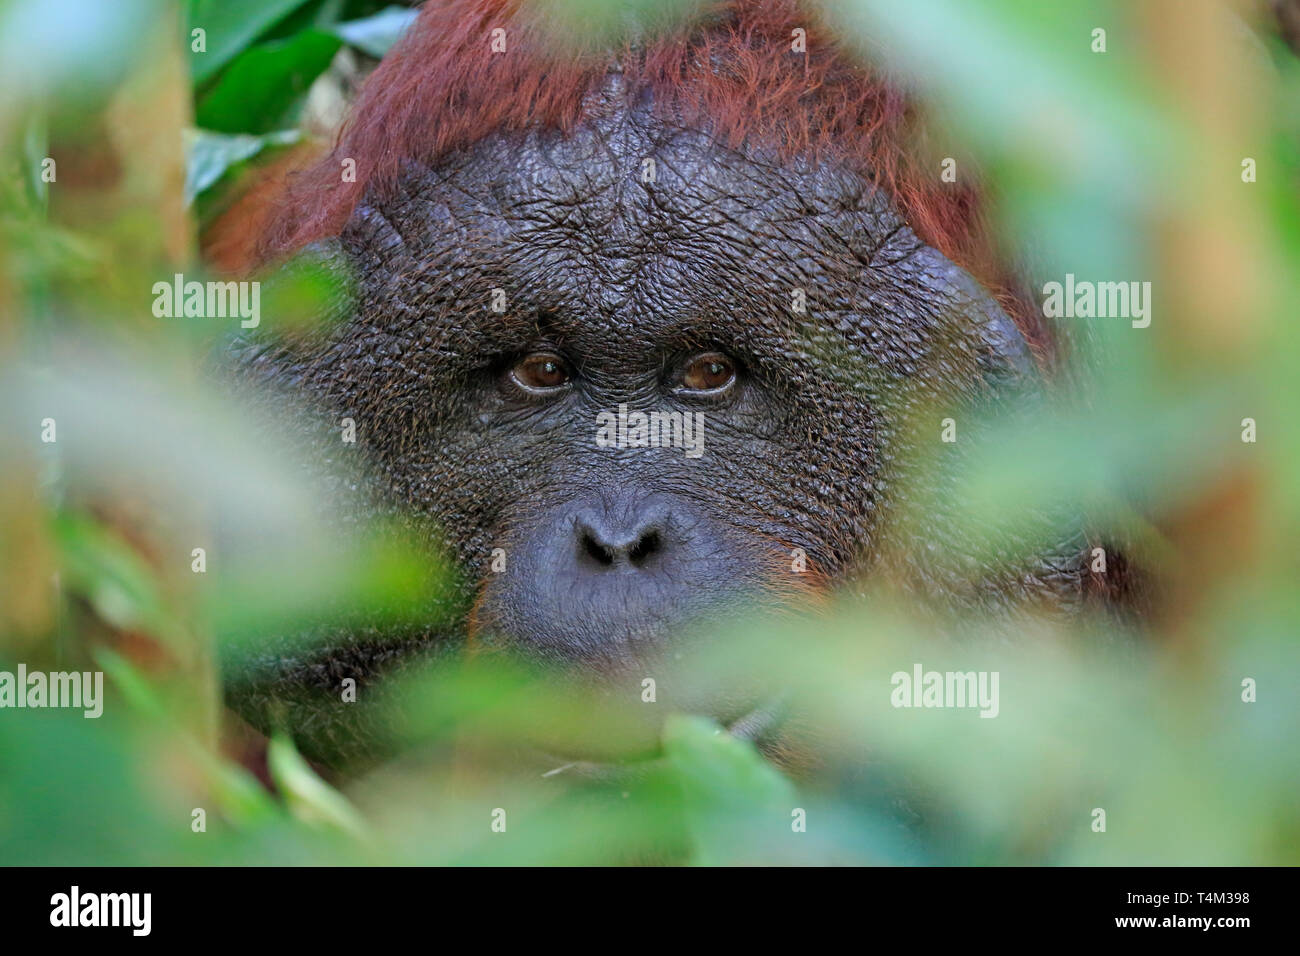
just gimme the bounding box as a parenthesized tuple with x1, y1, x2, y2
(0, 0, 1298, 866)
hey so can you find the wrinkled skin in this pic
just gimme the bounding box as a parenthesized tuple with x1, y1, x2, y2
(228, 78, 1086, 766)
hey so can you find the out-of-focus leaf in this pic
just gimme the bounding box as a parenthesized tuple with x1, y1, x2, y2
(196, 30, 342, 135)
(332, 5, 417, 57)
(525, 0, 708, 51)
(0, 0, 159, 113)
(268, 732, 367, 837)
(0, 699, 170, 865)
(93, 646, 168, 721)
(53, 512, 185, 648)
(95, 646, 282, 827)
(664, 715, 795, 806)
(662, 714, 798, 864)
(829, 0, 1187, 281)
(187, 0, 315, 84)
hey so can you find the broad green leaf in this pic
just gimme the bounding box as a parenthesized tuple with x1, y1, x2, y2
(196, 29, 342, 135)
(662, 714, 799, 864)
(187, 0, 315, 84)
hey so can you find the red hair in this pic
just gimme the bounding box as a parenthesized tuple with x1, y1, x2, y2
(248, 0, 1049, 360)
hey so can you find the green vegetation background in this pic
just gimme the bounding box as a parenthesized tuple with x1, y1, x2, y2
(0, 0, 1297, 865)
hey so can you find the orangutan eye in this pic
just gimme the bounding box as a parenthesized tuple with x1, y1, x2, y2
(678, 352, 736, 393)
(510, 352, 571, 392)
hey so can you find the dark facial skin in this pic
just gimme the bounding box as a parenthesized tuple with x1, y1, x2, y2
(228, 77, 1076, 764)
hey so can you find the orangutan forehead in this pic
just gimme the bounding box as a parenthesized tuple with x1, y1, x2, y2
(361, 98, 920, 300)
(260, 0, 999, 327)
(459, 100, 899, 230)
(338, 146, 907, 368)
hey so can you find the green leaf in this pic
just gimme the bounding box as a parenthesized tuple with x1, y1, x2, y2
(196, 29, 342, 135)
(187, 0, 315, 84)
(93, 647, 282, 828)
(663, 715, 796, 805)
(53, 512, 185, 648)
(268, 732, 368, 838)
(184, 127, 300, 205)
(332, 5, 417, 57)
(662, 714, 799, 864)
(92, 646, 167, 721)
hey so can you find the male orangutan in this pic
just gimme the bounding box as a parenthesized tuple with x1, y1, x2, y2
(222, 0, 1129, 766)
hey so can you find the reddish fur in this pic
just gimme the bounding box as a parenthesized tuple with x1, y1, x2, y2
(203, 144, 319, 274)
(252, 0, 1049, 361)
